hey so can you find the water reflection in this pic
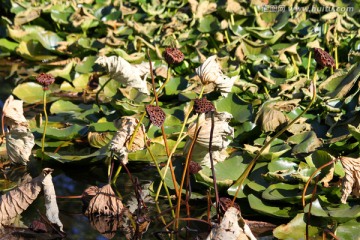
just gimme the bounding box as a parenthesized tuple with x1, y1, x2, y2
(3, 163, 160, 239)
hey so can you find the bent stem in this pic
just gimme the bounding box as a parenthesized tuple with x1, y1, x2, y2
(301, 158, 337, 207)
(231, 73, 318, 205)
(41, 90, 48, 156)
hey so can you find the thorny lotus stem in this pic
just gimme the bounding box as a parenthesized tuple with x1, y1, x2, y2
(147, 144, 175, 218)
(301, 158, 337, 207)
(175, 119, 201, 229)
(231, 73, 318, 206)
(307, 51, 312, 79)
(41, 90, 48, 155)
(209, 111, 220, 223)
(306, 175, 319, 240)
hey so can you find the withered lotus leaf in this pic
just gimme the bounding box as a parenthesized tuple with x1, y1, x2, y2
(0, 169, 51, 223)
(109, 117, 146, 164)
(3, 95, 35, 165)
(85, 184, 124, 216)
(339, 157, 360, 204)
(207, 207, 256, 240)
(43, 172, 64, 231)
(195, 55, 236, 97)
(95, 56, 150, 95)
(187, 112, 233, 149)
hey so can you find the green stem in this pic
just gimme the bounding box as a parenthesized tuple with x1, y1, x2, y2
(307, 51, 312, 79)
(147, 144, 175, 217)
(291, 54, 299, 75)
(41, 90, 48, 155)
(95, 77, 112, 111)
(231, 73, 318, 205)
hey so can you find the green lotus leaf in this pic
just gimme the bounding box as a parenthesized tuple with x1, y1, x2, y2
(75, 56, 97, 73)
(268, 158, 299, 172)
(305, 197, 360, 221)
(214, 93, 252, 123)
(16, 41, 57, 61)
(8, 25, 63, 50)
(89, 122, 118, 132)
(51, 8, 74, 24)
(60, 73, 91, 92)
(336, 220, 360, 239)
(273, 213, 320, 239)
(262, 183, 314, 203)
(247, 194, 295, 218)
(33, 124, 85, 140)
(50, 100, 93, 115)
(318, 63, 360, 99)
(41, 146, 109, 163)
(13, 82, 47, 104)
(0, 38, 18, 52)
(195, 155, 248, 188)
(128, 142, 173, 162)
(198, 15, 220, 33)
(305, 150, 334, 183)
(287, 131, 322, 155)
(47, 62, 74, 81)
(244, 138, 291, 161)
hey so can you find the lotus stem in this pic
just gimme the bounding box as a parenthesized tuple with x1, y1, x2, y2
(128, 60, 171, 150)
(147, 49, 179, 197)
(147, 144, 175, 217)
(301, 158, 336, 207)
(231, 72, 318, 205)
(291, 54, 299, 75)
(175, 118, 201, 229)
(306, 175, 319, 240)
(95, 77, 112, 111)
(307, 51, 312, 79)
(209, 111, 220, 223)
(41, 90, 48, 155)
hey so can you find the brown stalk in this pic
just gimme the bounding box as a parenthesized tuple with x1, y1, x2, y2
(301, 158, 337, 207)
(175, 123, 202, 229)
(209, 111, 220, 223)
(147, 49, 179, 197)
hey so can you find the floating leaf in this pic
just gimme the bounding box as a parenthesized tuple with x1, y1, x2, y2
(287, 131, 322, 154)
(273, 213, 320, 239)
